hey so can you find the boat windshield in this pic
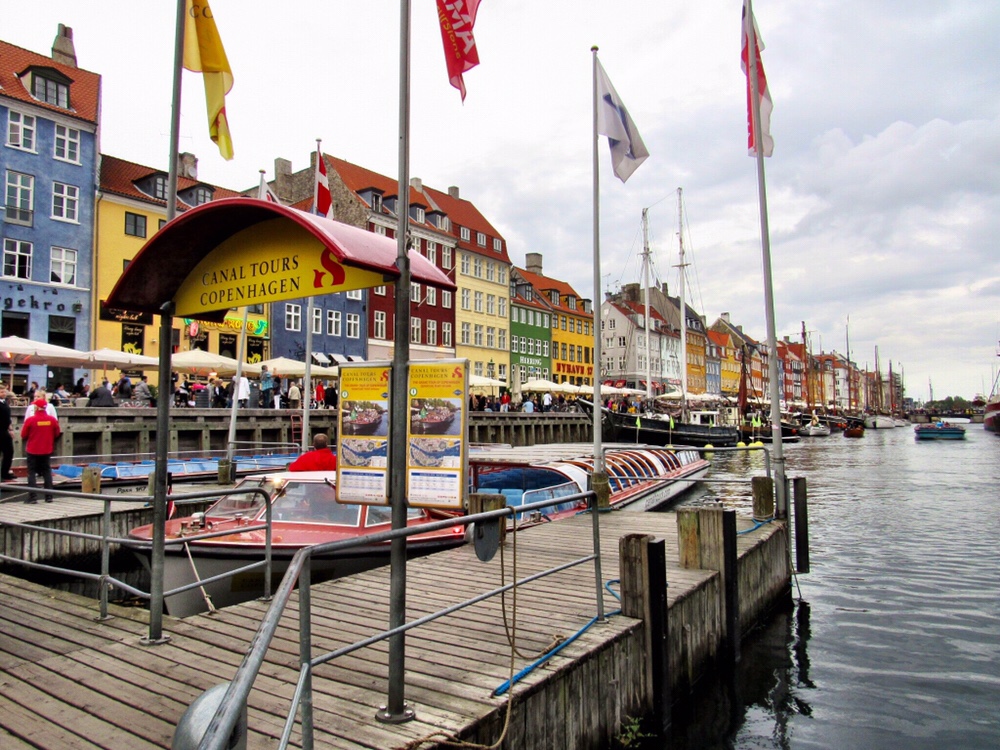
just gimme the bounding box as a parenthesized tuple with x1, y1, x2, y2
(271, 480, 362, 525)
(364, 505, 423, 527)
(205, 478, 278, 518)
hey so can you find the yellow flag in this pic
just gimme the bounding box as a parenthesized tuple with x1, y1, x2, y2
(183, 0, 234, 160)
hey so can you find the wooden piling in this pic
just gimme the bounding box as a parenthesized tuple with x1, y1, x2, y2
(793, 476, 809, 574)
(751, 476, 774, 521)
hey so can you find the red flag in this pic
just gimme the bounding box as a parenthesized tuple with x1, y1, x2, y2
(314, 152, 333, 219)
(741, 1, 773, 157)
(436, 0, 481, 101)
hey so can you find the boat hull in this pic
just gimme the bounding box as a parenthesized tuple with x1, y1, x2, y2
(914, 425, 966, 441)
(577, 400, 739, 447)
(985, 399, 1000, 433)
(864, 414, 896, 429)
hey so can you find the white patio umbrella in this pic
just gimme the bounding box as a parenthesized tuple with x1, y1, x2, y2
(551, 381, 581, 394)
(85, 347, 159, 373)
(469, 374, 505, 388)
(257, 356, 338, 378)
(521, 378, 561, 391)
(0, 336, 90, 386)
(171, 349, 246, 377)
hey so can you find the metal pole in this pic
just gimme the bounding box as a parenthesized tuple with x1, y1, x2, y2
(746, 0, 786, 514)
(225, 307, 249, 465)
(589, 46, 606, 621)
(377, 0, 414, 724)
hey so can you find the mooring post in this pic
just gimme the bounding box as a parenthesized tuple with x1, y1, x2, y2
(751, 476, 775, 521)
(722, 509, 740, 667)
(793, 476, 809, 574)
(619, 534, 669, 731)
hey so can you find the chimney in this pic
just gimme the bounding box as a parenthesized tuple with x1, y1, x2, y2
(623, 283, 640, 303)
(660, 281, 669, 296)
(720, 312, 731, 324)
(448, 186, 461, 199)
(178, 152, 198, 180)
(52, 24, 77, 68)
(410, 177, 423, 193)
(525, 252, 543, 275)
(274, 158, 293, 178)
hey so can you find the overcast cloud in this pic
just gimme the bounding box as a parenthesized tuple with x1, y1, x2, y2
(7, 1, 999, 399)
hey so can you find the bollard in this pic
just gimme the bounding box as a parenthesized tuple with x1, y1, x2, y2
(218, 458, 235, 485)
(751, 476, 774, 521)
(81, 466, 101, 494)
(171, 683, 247, 750)
(468, 492, 505, 561)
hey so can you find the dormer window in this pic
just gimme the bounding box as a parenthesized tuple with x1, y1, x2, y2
(460, 226, 471, 242)
(372, 193, 383, 212)
(493, 238, 502, 252)
(190, 186, 211, 205)
(549, 290, 559, 306)
(477, 231, 486, 247)
(410, 206, 425, 224)
(25, 67, 72, 109)
(567, 296, 576, 311)
(438, 214, 450, 231)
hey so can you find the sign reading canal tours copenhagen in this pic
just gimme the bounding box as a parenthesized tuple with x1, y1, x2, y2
(405, 360, 468, 511)
(173, 220, 386, 317)
(336, 362, 391, 505)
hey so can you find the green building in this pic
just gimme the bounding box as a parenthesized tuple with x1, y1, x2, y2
(509, 270, 554, 388)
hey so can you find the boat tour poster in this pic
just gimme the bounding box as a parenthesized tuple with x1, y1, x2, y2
(336, 362, 391, 505)
(406, 360, 468, 510)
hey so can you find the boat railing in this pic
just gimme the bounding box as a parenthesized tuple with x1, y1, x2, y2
(181, 489, 604, 750)
(49, 443, 301, 469)
(0, 484, 272, 624)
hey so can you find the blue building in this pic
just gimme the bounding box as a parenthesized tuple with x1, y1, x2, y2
(273, 291, 368, 368)
(1, 25, 99, 393)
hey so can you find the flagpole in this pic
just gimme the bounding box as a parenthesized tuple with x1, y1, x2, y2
(590, 46, 607, 622)
(378, 0, 414, 725)
(302, 141, 324, 452)
(746, 0, 786, 514)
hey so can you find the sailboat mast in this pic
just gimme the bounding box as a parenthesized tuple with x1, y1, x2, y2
(845, 318, 852, 412)
(642, 208, 652, 405)
(801, 320, 810, 409)
(676, 188, 688, 421)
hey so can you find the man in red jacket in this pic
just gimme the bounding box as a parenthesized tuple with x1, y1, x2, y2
(288, 433, 338, 471)
(21, 399, 61, 503)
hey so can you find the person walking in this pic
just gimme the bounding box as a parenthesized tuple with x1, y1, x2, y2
(0, 384, 15, 480)
(237, 374, 250, 407)
(21, 399, 61, 503)
(259, 365, 274, 409)
(272, 375, 283, 409)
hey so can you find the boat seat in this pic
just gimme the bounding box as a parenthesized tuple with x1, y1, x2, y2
(501, 488, 525, 507)
(55, 465, 84, 479)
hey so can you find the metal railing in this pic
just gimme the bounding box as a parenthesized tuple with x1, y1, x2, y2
(185, 490, 603, 750)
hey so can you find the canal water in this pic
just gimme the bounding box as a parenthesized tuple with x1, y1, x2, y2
(662, 424, 1000, 750)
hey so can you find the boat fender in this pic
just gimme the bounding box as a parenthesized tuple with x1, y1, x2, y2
(171, 682, 247, 750)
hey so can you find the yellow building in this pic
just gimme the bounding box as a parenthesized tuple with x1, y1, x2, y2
(517, 254, 594, 387)
(94, 154, 268, 386)
(709, 329, 740, 397)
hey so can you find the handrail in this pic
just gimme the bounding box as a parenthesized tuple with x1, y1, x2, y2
(0, 484, 271, 630)
(191, 490, 599, 750)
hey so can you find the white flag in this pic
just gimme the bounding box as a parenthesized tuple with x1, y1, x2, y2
(596, 59, 649, 182)
(257, 172, 279, 203)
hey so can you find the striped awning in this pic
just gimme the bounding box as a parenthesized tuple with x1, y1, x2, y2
(312, 352, 331, 365)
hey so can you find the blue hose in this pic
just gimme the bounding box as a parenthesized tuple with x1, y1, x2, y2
(737, 518, 773, 535)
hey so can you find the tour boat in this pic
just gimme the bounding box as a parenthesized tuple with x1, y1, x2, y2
(126, 471, 467, 617)
(469, 443, 710, 518)
(341, 409, 384, 435)
(410, 406, 457, 434)
(913, 422, 966, 441)
(577, 399, 740, 448)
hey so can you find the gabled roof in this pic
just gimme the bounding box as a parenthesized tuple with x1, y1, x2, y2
(614, 299, 668, 326)
(422, 185, 510, 264)
(511, 286, 553, 313)
(707, 329, 732, 349)
(0, 39, 100, 125)
(99, 154, 243, 210)
(324, 154, 436, 226)
(515, 267, 589, 317)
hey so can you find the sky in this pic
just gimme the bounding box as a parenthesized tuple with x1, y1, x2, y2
(6, 1, 1000, 401)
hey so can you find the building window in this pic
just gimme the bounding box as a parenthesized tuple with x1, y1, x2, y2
(372, 193, 382, 212)
(53, 123, 79, 162)
(346, 313, 360, 338)
(50, 246, 76, 285)
(4, 170, 34, 225)
(477, 231, 486, 247)
(498, 266, 507, 285)
(561, 343, 568, 360)
(158, 218, 167, 231)
(493, 238, 502, 253)
(373, 224, 387, 235)
(460, 226, 471, 242)
(328, 310, 342, 337)
(425, 286, 436, 306)
(542, 340, 549, 357)
(527, 338, 535, 356)
(6, 112, 36, 151)
(442, 246, 453, 270)
(414, 207, 425, 224)
(442, 290, 452, 309)
(561, 316, 567, 330)
(32, 74, 69, 108)
(51, 183, 79, 222)
(411, 317, 421, 344)
(427, 319, 437, 345)
(346, 289, 362, 300)
(461, 289, 470, 310)
(474, 361, 483, 377)
(498, 297, 507, 318)
(461, 322, 471, 345)
(125, 212, 147, 238)
(474, 324, 483, 347)
(473, 257, 483, 278)
(460, 252, 470, 275)
(374, 285, 386, 296)
(190, 186, 211, 205)
(487, 327, 495, 348)
(486, 261, 495, 282)
(486, 294, 495, 315)
(373, 310, 386, 339)
(426, 242, 437, 265)
(312, 306, 322, 334)
(3, 239, 32, 279)
(285, 303, 301, 331)
(443, 322, 453, 347)
(410, 282, 421, 303)
(474, 291, 483, 313)
(152, 176, 168, 200)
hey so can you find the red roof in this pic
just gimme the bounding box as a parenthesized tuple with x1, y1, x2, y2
(515, 267, 590, 317)
(422, 185, 510, 264)
(0, 39, 100, 125)
(707, 330, 731, 349)
(100, 154, 243, 210)
(614, 299, 667, 325)
(511, 288, 553, 313)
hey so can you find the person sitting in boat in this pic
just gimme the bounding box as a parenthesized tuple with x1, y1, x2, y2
(288, 433, 338, 472)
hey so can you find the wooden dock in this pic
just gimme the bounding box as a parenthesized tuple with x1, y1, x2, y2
(0, 509, 788, 749)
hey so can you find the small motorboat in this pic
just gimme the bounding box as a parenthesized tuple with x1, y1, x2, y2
(843, 420, 865, 438)
(126, 471, 467, 616)
(914, 422, 966, 441)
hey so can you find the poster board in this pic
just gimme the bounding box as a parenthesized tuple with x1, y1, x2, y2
(335, 362, 391, 505)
